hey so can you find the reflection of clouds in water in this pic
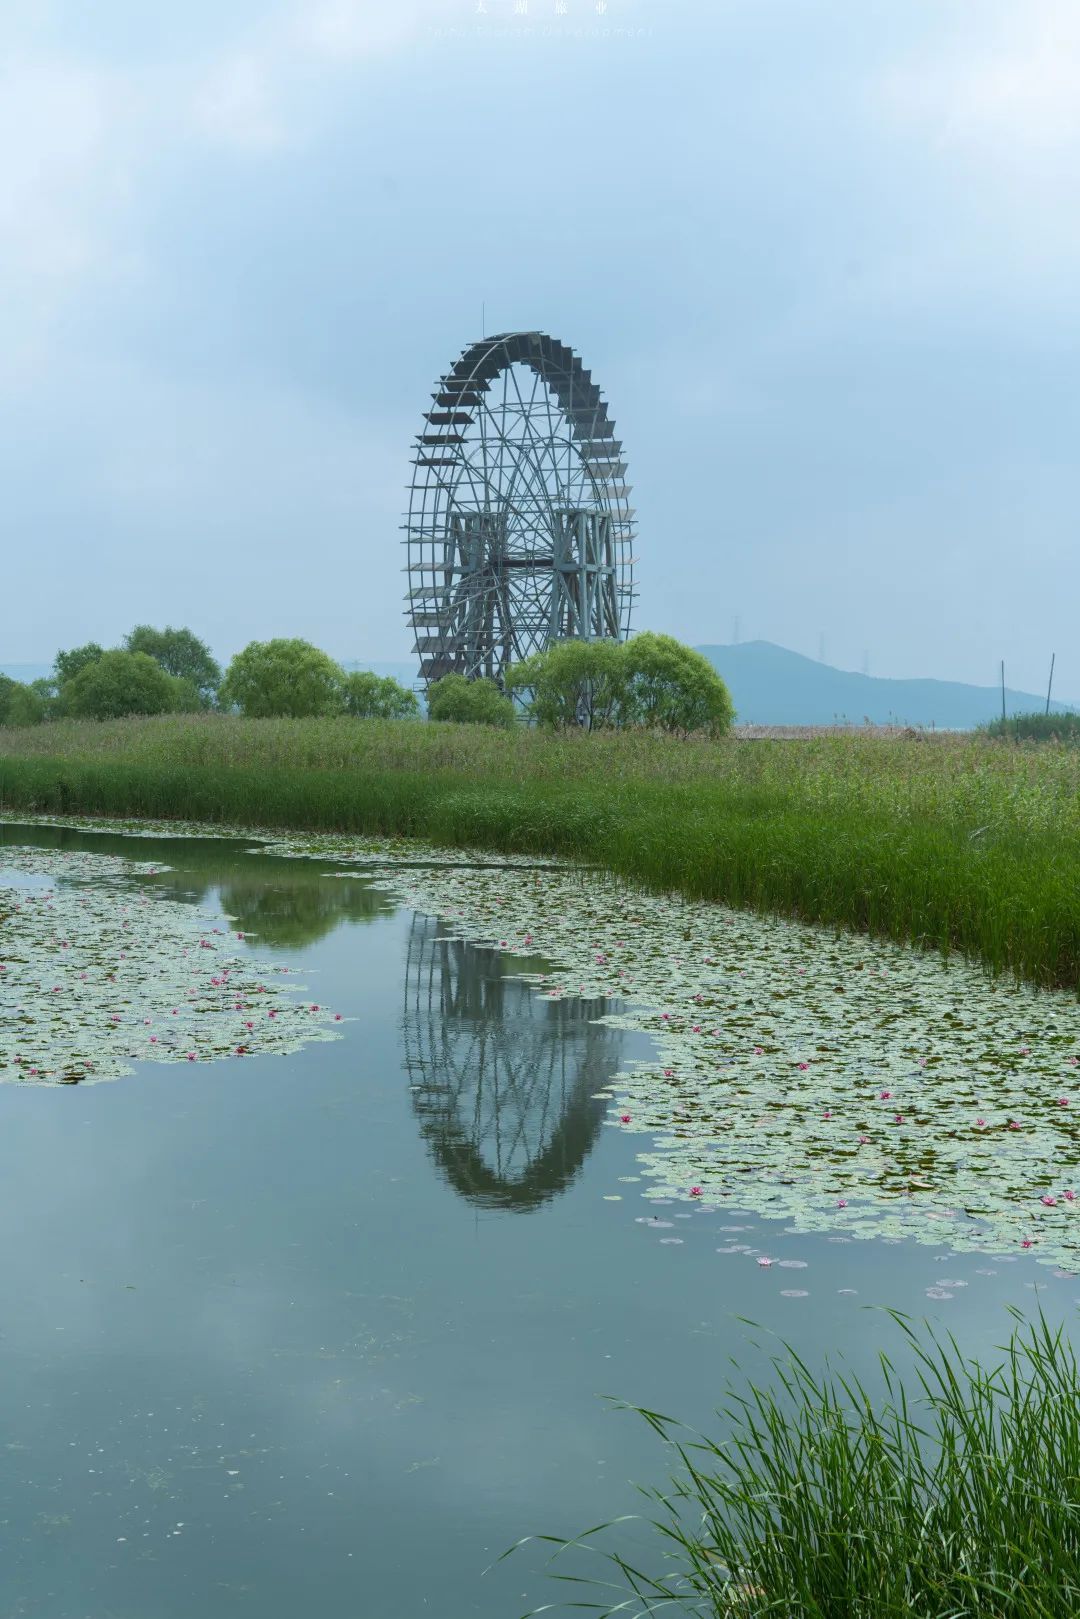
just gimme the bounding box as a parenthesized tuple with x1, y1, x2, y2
(402, 913, 624, 1211)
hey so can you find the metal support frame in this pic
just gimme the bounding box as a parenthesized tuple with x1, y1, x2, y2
(404, 331, 637, 690)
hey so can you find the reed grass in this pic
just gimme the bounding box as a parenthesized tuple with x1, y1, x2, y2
(522, 1311, 1080, 1618)
(3, 715, 1080, 988)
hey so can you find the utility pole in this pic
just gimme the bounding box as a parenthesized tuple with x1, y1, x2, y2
(1001, 660, 1006, 722)
(1046, 653, 1056, 715)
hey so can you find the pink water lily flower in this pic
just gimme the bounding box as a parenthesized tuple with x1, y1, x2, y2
(837, 1199, 847, 1209)
(976, 1118, 987, 1129)
(619, 1113, 631, 1124)
(1059, 1097, 1070, 1107)
(1065, 1190, 1076, 1202)
(757, 1256, 773, 1267)
(1021, 1238, 1034, 1248)
(1042, 1195, 1058, 1206)
(797, 1061, 809, 1071)
(689, 1186, 702, 1197)
(663, 1068, 674, 1078)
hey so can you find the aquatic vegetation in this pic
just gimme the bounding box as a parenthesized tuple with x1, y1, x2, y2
(526, 1313, 1080, 1618)
(361, 857, 1080, 1268)
(6, 814, 1080, 1265)
(0, 845, 344, 1085)
(6, 716, 1080, 986)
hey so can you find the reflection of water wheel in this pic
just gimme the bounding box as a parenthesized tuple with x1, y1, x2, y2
(402, 912, 624, 1211)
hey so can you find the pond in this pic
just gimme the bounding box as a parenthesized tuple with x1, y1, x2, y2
(1, 820, 1078, 1618)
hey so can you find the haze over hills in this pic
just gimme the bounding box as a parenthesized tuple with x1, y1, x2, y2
(698, 642, 1077, 730)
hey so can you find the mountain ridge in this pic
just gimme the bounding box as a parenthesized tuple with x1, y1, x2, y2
(695, 641, 1075, 729)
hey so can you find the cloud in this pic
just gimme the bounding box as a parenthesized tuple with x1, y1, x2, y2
(192, 51, 286, 152)
(0, 54, 124, 284)
(882, 1, 1080, 156)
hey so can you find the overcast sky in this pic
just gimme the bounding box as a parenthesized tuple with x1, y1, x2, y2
(3, 0, 1078, 693)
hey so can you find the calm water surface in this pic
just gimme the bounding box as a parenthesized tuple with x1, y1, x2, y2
(0, 824, 1075, 1618)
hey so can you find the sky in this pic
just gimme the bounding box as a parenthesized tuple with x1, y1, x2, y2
(3, 0, 1079, 694)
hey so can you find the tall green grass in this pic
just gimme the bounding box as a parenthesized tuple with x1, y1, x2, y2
(983, 711, 1080, 743)
(523, 1312, 1080, 1618)
(3, 715, 1080, 988)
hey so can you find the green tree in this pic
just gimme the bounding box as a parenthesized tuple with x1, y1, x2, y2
(506, 639, 626, 731)
(3, 683, 47, 726)
(427, 674, 515, 728)
(53, 642, 105, 687)
(341, 670, 419, 720)
(61, 650, 193, 720)
(220, 639, 345, 719)
(622, 632, 735, 737)
(0, 676, 49, 726)
(124, 624, 221, 705)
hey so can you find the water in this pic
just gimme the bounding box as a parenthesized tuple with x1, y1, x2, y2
(0, 823, 1075, 1618)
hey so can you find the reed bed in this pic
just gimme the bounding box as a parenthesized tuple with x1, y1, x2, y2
(2, 715, 1080, 988)
(524, 1312, 1080, 1618)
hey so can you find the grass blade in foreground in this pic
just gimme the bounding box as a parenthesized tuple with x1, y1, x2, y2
(520, 1311, 1080, 1617)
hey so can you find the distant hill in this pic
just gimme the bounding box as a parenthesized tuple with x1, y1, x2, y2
(696, 642, 1077, 730)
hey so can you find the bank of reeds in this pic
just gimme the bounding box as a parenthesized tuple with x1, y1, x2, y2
(523, 1312, 1080, 1618)
(2, 714, 1080, 989)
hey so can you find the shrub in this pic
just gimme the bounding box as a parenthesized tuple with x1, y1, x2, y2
(983, 711, 1080, 743)
(0, 676, 46, 727)
(505, 639, 625, 731)
(505, 634, 735, 737)
(622, 632, 735, 737)
(124, 625, 221, 706)
(341, 671, 419, 720)
(60, 650, 192, 720)
(53, 643, 105, 687)
(427, 674, 515, 728)
(220, 639, 345, 719)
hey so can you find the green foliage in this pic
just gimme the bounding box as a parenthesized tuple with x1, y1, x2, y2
(60, 650, 192, 721)
(220, 639, 345, 719)
(427, 674, 515, 728)
(53, 642, 105, 687)
(506, 635, 735, 736)
(622, 631, 735, 737)
(984, 710, 1080, 742)
(506, 639, 626, 731)
(530, 1313, 1080, 1618)
(124, 624, 221, 704)
(341, 670, 419, 720)
(8, 718, 1080, 986)
(0, 675, 47, 727)
(1, 683, 47, 727)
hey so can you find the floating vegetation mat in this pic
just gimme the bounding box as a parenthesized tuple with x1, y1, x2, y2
(0, 846, 344, 1085)
(6, 815, 1080, 1266)
(359, 861, 1080, 1269)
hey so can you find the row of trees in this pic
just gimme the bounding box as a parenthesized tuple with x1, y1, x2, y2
(1, 628, 734, 737)
(0, 630, 420, 725)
